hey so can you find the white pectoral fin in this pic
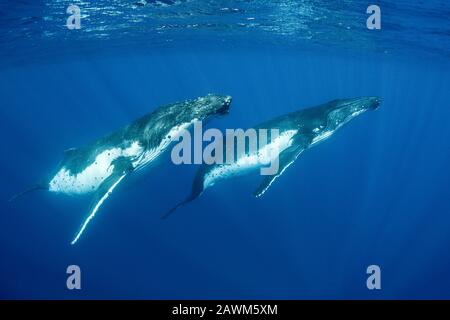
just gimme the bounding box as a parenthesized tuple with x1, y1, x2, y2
(70, 174, 126, 245)
(71, 157, 133, 245)
(254, 135, 311, 198)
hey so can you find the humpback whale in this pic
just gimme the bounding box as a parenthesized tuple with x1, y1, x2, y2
(12, 94, 232, 244)
(163, 96, 380, 218)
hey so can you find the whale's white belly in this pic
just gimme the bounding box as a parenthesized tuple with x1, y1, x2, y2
(49, 120, 195, 195)
(204, 129, 298, 188)
(49, 142, 143, 194)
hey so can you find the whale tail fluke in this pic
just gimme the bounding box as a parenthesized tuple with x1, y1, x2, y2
(161, 166, 207, 219)
(9, 184, 47, 202)
(161, 195, 198, 220)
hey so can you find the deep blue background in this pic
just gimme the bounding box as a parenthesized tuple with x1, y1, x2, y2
(1, 46, 449, 299)
(1, 0, 450, 299)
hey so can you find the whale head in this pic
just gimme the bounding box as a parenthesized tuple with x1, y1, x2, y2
(194, 94, 232, 119)
(324, 96, 380, 132)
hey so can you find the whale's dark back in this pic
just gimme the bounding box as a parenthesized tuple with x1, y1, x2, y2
(56, 95, 231, 176)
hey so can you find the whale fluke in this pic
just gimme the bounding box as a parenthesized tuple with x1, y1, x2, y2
(161, 166, 208, 219)
(161, 196, 196, 220)
(9, 184, 47, 202)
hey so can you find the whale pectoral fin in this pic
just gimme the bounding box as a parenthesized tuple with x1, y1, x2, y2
(70, 157, 133, 245)
(254, 135, 311, 198)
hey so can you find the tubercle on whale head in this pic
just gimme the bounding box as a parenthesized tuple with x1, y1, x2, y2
(334, 96, 381, 112)
(325, 96, 381, 130)
(351, 96, 381, 111)
(218, 95, 232, 115)
(365, 96, 381, 110)
(196, 94, 232, 119)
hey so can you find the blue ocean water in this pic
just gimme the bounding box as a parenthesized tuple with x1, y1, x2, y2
(0, 0, 449, 299)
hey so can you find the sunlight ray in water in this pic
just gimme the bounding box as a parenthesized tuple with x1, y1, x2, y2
(1, 0, 450, 300)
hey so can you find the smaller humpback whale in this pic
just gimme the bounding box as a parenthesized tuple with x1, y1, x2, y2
(12, 94, 232, 244)
(163, 96, 380, 218)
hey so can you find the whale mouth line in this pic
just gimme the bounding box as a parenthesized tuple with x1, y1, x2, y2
(217, 106, 229, 115)
(217, 97, 232, 115)
(372, 98, 381, 110)
(365, 96, 381, 110)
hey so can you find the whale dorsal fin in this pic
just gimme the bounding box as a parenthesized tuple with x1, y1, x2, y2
(70, 156, 133, 245)
(254, 134, 312, 198)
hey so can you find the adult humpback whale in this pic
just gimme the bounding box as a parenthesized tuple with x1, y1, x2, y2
(12, 94, 232, 244)
(163, 96, 380, 218)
